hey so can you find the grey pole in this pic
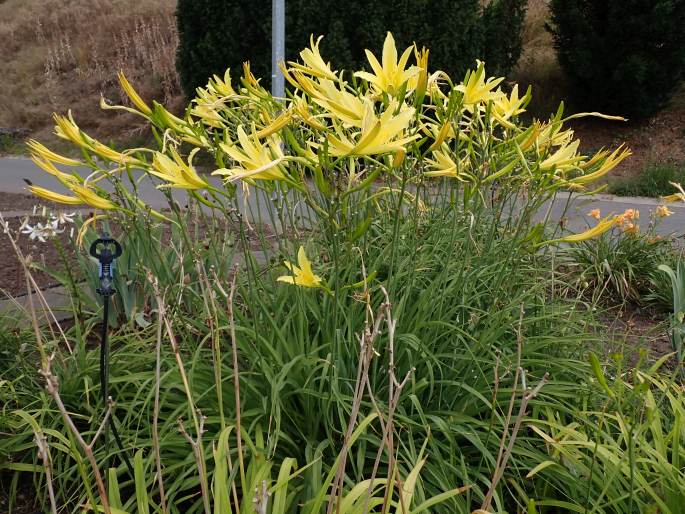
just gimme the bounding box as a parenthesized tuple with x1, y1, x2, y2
(272, 0, 285, 98)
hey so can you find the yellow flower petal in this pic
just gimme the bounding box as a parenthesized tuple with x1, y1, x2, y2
(118, 71, 153, 116)
(27, 140, 82, 166)
(353, 32, 420, 96)
(544, 216, 619, 245)
(28, 185, 83, 205)
(277, 246, 322, 288)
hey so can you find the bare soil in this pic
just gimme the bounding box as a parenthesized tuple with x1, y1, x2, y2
(0, 478, 42, 514)
(599, 305, 676, 369)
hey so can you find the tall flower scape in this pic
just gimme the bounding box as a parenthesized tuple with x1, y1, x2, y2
(28, 32, 631, 280)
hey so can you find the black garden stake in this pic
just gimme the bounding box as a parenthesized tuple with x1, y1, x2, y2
(89, 233, 134, 479)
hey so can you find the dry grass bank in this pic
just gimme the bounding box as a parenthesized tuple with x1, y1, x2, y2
(0, 0, 182, 152)
(510, 0, 567, 116)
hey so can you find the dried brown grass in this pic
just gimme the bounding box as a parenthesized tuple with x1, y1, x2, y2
(0, 0, 182, 149)
(510, 0, 567, 117)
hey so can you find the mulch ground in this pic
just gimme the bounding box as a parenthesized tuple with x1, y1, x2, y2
(0, 192, 64, 213)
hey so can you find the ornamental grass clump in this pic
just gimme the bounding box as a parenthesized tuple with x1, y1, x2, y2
(4, 32, 658, 514)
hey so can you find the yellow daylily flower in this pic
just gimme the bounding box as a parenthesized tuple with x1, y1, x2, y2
(292, 95, 327, 131)
(31, 156, 81, 185)
(391, 148, 406, 168)
(149, 148, 209, 190)
(326, 101, 418, 157)
(540, 139, 584, 172)
(255, 110, 292, 139)
(563, 112, 628, 123)
(409, 46, 429, 99)
(241, 62, 269, 99)
(54, 112, 143, 166)
(425, 121, 455, 151)
(578, 148, 610, 169)
(277, 246, 322, 288)
(53, 112, 82, 144)
(189, 103, 227, 128)
(76, 214, 107, 248)
(152, 101, 185, 131)
(206, 69, 236, 97)
(29, 181, 115, 210)
(456, 61, 504, 107)
(69, 183, 116, 210)
(656, 205, 673, 217)
(424, 145, 472, 181)
(90, 141, 142, 166)
(587, 209, 601, 220)
(425, 70, 451, 101)
(535, 122, 574, 151)
(492, 85, 528, 128)
(424, 148, 457, 178)
(214, 126, 287, 182)
(286, 35, 338, 81)
(354, 32, 421, 96)
(571, 145, 632, 185)
(26, 140, 82, 166)
(117, 71, 153, 116)
(517, 122, 542, 152)
(310, 78, 367, 127)
(544, 216, 619, 245)
(662, 182, 685, 203)
(28, 185, 84, 205)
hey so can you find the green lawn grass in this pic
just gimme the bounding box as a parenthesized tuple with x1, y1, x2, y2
(609, 162, 685, 197)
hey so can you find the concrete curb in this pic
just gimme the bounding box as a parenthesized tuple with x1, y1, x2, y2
(555, 191, 685, 208)
(0, 285, 74, 326)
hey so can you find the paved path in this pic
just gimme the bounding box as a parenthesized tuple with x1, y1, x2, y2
(1, 156, 684, 236)
(0, 156, 310, 227)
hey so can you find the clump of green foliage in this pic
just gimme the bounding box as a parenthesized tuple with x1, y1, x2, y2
(564, 207, 675, 306)
(549, 0, 685, 119)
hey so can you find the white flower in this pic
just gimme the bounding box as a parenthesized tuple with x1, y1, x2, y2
(50, 211, 76, 225)
(21, 220, 63, 243)
(21, 223, 46, 242)
(41, 219, 64, 239)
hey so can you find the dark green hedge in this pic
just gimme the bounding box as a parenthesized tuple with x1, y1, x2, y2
(549, 0, 685, 119)
(176, 0, 526, 97)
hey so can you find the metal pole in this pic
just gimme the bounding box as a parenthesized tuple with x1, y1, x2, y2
(272, 0, 285, 98)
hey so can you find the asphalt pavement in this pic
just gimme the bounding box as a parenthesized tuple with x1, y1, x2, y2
(1, 156, 683, 236)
